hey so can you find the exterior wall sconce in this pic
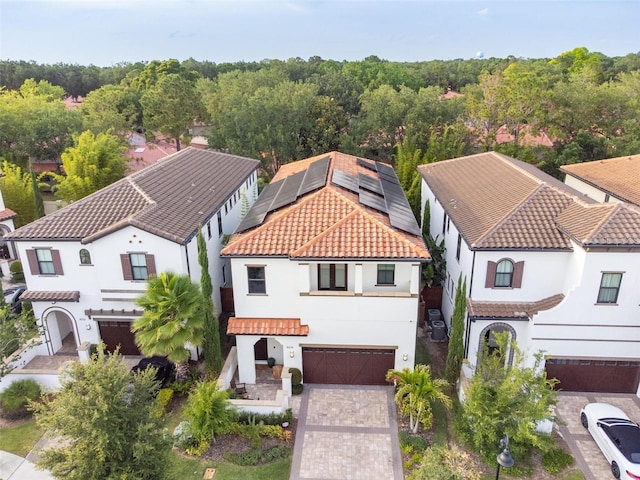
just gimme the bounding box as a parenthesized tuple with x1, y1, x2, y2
(402, 353, 408, 361)
(289, 350, 295, 358)
(85, 324, 92, 330)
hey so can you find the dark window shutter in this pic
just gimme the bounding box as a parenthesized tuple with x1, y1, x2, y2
(513, 261, 524, 288)
(485, 261, 497, 288)
(145, 254, 157, 278)
(26, 249, 40, 275)
(121, 254, 133, 280)
(51, 249, 64, 275)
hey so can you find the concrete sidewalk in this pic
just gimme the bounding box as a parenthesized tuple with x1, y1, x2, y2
(0, 450, 54, 480)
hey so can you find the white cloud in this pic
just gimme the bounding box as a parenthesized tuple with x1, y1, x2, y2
(477, 7, 489, 16)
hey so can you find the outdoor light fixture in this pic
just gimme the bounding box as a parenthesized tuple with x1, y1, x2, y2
(289, 350, 295, 358)
(402, 353, 409, 361)
(85, 324, 92, 330)
(495, 434, 514, 480)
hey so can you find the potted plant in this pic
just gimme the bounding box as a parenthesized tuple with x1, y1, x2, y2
(267, 357, 276, 368)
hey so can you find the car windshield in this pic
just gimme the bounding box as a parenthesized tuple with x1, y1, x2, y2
(605, 424, 640, 463)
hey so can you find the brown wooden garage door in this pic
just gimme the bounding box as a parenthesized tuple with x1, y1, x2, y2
(98, 321, 140, 356)
(302, 347, 394, 385)
(545, 358, 640, 393)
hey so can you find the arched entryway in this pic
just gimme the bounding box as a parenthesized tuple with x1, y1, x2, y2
(478, 322, 516, 366)
(42, 307, 79, 356)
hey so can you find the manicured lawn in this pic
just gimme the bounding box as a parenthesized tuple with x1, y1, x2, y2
(414, 338, 430, 365)
(166, 450, 291, 480)
(0, 418, 44, 457)
(481, 470, 584, 480)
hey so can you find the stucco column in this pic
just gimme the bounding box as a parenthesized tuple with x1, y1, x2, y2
(236, 336, 257, 384)
(355, 263, 363, 294)
(410, 263, 420, 295)
(298, 263, 310, 294)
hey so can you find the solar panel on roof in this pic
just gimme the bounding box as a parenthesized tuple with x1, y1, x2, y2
(360, 190, 388, 213)
(269, 170, 305, 211)
(235, 180, 283, 232)
(358, 173, 383, 195)
(357, 157, 378, 172)
(331, 169, 359, 193)
(299, 156, 330, 195)
(379, 177, 422, 236)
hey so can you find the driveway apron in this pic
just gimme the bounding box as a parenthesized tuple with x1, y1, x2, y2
(555, 392, 640, 480)
(290, 384, 403, 480)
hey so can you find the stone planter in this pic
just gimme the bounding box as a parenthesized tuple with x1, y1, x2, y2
(272, 364, 283, 379)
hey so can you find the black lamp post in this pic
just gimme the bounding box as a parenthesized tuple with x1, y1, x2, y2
(495, 434, 514, 480)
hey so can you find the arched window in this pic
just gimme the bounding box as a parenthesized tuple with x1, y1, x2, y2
(79, 249, 91, 265)
(495, 259, 514, 287)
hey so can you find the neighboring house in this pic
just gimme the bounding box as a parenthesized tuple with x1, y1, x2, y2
(0, 190, 17, 273)
(561, 154, 640, 207)
(5, 148, 259, 360)
(221, 152, 430, 386)
(419, 151, 640, 395)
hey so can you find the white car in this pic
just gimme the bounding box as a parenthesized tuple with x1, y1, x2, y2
(580, 403, 640, 479)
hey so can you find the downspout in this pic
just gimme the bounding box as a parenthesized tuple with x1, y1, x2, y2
(464, 250, 476, 359)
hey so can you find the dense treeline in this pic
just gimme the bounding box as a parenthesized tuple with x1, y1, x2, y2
(1, 49, 640, 188)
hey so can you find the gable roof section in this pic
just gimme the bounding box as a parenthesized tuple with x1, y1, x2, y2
(557, 202, 640, 247)
(0, 208, 17, 222)
(561, 155, 640, 206)
(222, 152, 429, 260)
(7, 148, 259, 245)
(418, 152, 598, 250)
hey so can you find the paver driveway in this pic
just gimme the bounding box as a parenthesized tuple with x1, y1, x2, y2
(555, 392, 640, 480)
(290, 384, 403, 480)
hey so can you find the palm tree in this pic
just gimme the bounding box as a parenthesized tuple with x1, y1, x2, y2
(386, 364, 451, 434)
(133, 272, 205, 381)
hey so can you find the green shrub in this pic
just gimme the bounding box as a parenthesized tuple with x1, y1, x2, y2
(409, 445, 481, 480)
(289, 367, 302, 385)
(0, 379, 41, 419)
(399, 431, 428, 452)
(9, 261, 24, 282)
(261, 424, 284, 439)
(224, 445, 289, 466)
(542, 447, 574, 474)
(172, 420, 196, 450)
(152, 388, 174, 418)
(292, 384, 303, 395)
(236, 409, 292, 426)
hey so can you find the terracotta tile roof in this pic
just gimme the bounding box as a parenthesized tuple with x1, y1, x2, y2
(556, 202, 640, 247)
(222, 152, 429, 260)
(0, 208, 17, 221)
(561, 154, 640, 206)
(467, 294, 564, 319)
(21, 290, 80, 302)
(6, 148, 259, 245)
(227, 317, 309, 336)
(418, 152, 599, 250)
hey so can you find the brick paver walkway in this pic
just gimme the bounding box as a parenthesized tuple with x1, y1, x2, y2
(289, 384, 403, 480)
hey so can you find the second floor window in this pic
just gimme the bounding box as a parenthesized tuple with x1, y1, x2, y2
(247, 266, 266, 294)
(377, 264, 395, 285)
(217, 211, 223, 236)
(597, 272, 622, 304)
(79, 249, 91, 265)
(130, 253, 148, 280)
(37, 249, 55, 274)
(318, 264, 347, 291)
(495, 259, 514, 287)
(456, 234, 462, 261)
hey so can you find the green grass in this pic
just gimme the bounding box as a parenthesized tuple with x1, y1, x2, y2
(480, 468, 585, 480)
(166, 450, 291, 480)
(415, 339, 430, 365)
(0, 417, 44, 456)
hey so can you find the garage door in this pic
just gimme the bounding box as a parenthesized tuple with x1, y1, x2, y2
(545, 358, 640, 393)
(98, 321, 140, 356)
(302, 347, 394, 385)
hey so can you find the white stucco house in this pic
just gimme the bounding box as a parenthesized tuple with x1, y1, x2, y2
(419, 151, 640, 396)
(561, 154, 640, 207)
(222, 152, 430, 386)
(3, 148, 259, 373)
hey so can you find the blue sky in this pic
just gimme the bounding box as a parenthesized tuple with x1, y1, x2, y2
(0, 0, 638, 66)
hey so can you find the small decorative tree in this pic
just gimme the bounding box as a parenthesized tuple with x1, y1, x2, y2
(445, 274, 467, 385)
(386, 364, 451, 434)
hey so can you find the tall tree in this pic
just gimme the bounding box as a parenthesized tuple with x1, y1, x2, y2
(197, 229, 222, 372)
(140, 73, 205, 151)
(0, 161, 38, 227)
(53, 130, 128, 202)
(445, 274, 467, 384)
(393, 139, 423, 220)
(80, 84, 141, 135)
(32, 347, 170, 480)
(386, 364, 451, 434)
(133, 272, 206, 381)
